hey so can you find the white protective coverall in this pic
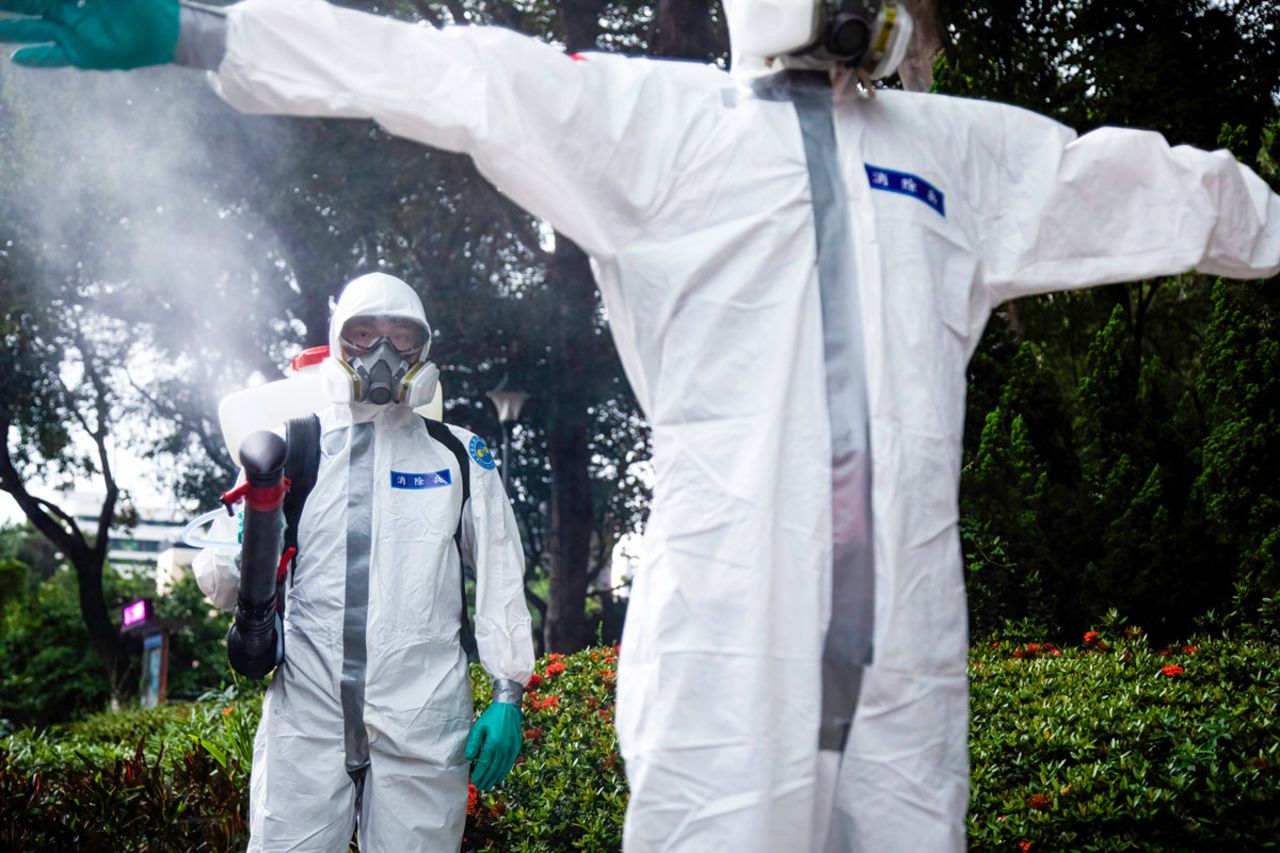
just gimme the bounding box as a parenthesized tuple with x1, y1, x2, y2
(194, 273, 534, 851)
(188, 2, 1280, 849)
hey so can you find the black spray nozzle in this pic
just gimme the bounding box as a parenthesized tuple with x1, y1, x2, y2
(239, 431, 287, 487)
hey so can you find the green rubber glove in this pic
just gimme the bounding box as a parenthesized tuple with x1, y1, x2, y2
(0, 0, 179, 69)
(465, 702, 522, 791)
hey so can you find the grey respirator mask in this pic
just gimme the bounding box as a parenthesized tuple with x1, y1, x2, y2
(324, 334, 440, 408)
(348, 338, 412, 405)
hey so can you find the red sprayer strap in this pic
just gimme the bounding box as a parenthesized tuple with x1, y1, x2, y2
(221, 476, 292, 515)
(277, 547, 298, 583)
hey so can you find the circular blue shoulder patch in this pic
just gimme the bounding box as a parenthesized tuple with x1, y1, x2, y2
(469, 435, 497, 470)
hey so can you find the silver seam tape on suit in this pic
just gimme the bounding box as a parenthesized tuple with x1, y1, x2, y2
(342, 423, 373, 786)
(787, 73, 877, 753)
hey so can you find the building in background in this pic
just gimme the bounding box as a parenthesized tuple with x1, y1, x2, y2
(60, 490, 197, 591)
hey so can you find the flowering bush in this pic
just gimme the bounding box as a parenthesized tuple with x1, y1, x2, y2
(464, 645, 625, 852)
(968, 618, 1280, 851)
(4, 629, 1279, 852)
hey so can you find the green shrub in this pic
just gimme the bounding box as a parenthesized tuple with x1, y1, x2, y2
(5, 635, 1278, 852)
(465, 647, 626, 852)
(969, 615, 1280, 851)
(1, 684, 260, 850)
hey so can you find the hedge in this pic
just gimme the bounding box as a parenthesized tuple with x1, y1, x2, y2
(4, 622, 1278, 851)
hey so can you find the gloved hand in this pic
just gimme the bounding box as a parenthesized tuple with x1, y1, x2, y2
(0, 0, 179, 69)
(465, 701, 522, 791)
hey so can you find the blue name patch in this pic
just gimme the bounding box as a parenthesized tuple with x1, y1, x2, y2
(864, 164, 945, 217)
(391, 469, 452, 490)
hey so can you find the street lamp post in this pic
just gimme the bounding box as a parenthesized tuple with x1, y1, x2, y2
(485, 375, 531, 492)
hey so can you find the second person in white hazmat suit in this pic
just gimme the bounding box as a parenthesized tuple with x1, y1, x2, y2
(3, 0, 1278, 850)
(191, 273, 535, 851)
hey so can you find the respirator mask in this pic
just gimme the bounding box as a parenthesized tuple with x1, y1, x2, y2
(726, 0, 913, 79)
(323, 315, 439, 408)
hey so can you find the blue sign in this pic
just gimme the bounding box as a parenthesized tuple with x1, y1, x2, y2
(864, 164, 945, 217)
(391, 469, 452, 490)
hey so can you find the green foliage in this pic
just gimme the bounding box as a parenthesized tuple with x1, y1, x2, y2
(154, 575, 235, 700)
(1, 685, 260, 850)
(935, 0, 1280, 152)
(1195, 280, 1280, 629)
(962, 279, 1280, 642)
(465, 647, 626, 852)
(0, 565, 236, 729)
(7, 640, 1279, 851)
(0, 568, 116, 728)
(969, 618, 1280, 851)
(940, 1, 1280, 643)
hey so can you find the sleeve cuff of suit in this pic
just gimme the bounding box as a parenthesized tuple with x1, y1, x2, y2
(492, 678, 524, 705)
(174, 2, 229, 70)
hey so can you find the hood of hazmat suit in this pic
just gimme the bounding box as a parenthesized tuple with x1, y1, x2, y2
(170, 2, 1278, 850)
(324, 271, 441, 408)
(193, 268, 533, 851)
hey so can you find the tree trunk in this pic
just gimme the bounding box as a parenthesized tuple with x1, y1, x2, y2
(0, 420, 129, 698)
(543, 237, 596, 653)
(74, 556, 130, 694)
(535, 0, 609, 654)
(898, 0, 942, 93)
(539, 0, 727, 653)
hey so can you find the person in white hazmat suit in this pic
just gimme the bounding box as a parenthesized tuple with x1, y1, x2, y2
(190, 272, 535, 851)
(3, 0, 1278, 849)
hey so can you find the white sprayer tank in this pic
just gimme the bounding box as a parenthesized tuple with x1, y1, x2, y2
(217, 346, 444, 460)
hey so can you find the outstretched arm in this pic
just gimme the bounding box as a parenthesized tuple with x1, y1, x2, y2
(1, 0, 704, 259)
(971, 102, 1280, 305)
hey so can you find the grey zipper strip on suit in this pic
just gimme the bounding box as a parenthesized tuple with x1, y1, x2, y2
(773, 71, 877, 753)
(342, 422, 374, 785)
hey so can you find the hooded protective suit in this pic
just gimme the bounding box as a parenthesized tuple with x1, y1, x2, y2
(10, 0, 1274, 848)
(193, 273, 534, 851)
(187, 10, 1280, 847)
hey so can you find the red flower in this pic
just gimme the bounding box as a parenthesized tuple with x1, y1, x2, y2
(524, 726, 544, 742)
(1026, 642, 1041, 654)
(600, 668, 617, 681)
(1018, 842, 1032, 852)
(1011, 648, 1026, 659)
(1184, 645, 1198, 655)
(529, 694, 561, 711)
(598, 708, 612, 722)
(1083, 631, 1099, 645)
(545, 661, 567, 677)
(1161, 664, 1184, 678)
(1027, 792, 1052, 811)
(547, 653, 565, 663)
(467, 783, 479, 816)
(526, 673, 543, 690)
